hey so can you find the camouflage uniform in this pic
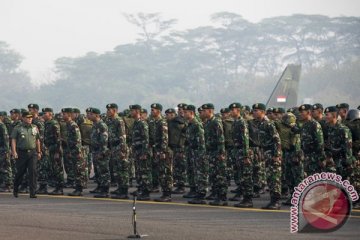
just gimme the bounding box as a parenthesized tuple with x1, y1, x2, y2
(32, 117, 48, 190)
(77, 115, 92, 181)
(60, 119, 75, 186)
(148, 116, 159, 190)
(122, 115, 135, 185)
(223, 117, 235, 185)
(0, 121, 12, 188)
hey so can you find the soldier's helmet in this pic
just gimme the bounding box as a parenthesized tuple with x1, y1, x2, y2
(282, 112, 297, 127)
(346, 109, 360, 122)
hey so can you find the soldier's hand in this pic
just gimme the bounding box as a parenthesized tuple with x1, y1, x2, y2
(12, 152, 18, 159)
(218, 154, 225, 161)
(243, 157, 251, 165)
(37, 152, 42, 160)
(159, 152, 166, 160)
(272, 156, 281, 164)
(54, 153, 60, 160)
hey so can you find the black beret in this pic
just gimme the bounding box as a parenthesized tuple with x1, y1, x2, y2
(358, 105, 360, 110)
(22, 111, 33, 118)
(130, 104, 141, 110)
(197, 107, 203, 112)
(141, 109, 148, 114)
(165, 108, 176, 114)
(336, 103, 349, 109)
(201, 103, 214, 110)
(0, 111, 7, 116)
(298, 104, 312, 111)
(72, 108, 80, 114)
(21, 108, 27, 114)
(273, 107, 285, 114)
(106, 103, 118, 109)
(28, 104, 39, 110)
(244, 105, 251, 112)
(220, 108, 230, 113)
(151, 103, 163, 111)
(312, 103, 323, 110)
(61, 108, 73, 113)
(42, 108, 53, 113)
(252, 103, 266, 111)
(85, 107, 92, 113)
(177, 103, 187, 109)
(324, 106, 338, 113)
(229, 102, 242, 109)
(10, 109, 21, 114)
(89, 108, 101, 114)
(39, 112, 44, 117)
(183, 105, 196, 112)
(123, 109, 130, 115)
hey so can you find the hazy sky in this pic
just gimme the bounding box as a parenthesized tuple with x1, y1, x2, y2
(1, 0, 359, 84)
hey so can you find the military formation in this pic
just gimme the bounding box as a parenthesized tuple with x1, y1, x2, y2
(0, 102, 360, 210)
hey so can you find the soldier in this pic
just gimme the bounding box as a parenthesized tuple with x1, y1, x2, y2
(324, 106, 353, 178)
(0, 113, 12, 192)
(201, 103, 228, 206)
(121, 109, 135, 187)
(0, 111, 12, 134)
(220, 108, 234, 186)
(198, 106, 207, 125)
(9, 109, 22, 181)
(345, 109, 360, 209)
(147, 108, 159, 192)
(11, 111, 41, 198)
(130, 104, 152, 201)
(87, 108, 110, 198)
(42, 108, 64, 195)
(266, 108, 275, 121)
(242, 105, 252, 120)
(272, 108, 285, 121)
(297, 104, 325, 176)
(229, 103, 253, 208)
(252, 103, 282, 210)
(62, 108, 87, 196)
(336, 103, 350, 124)
(166, 107, 187, 194)
(105, 103, 129, 199)
(312, 103, 328, 143)
(141, 109, 148, 121)
(184, 105, 208, 205)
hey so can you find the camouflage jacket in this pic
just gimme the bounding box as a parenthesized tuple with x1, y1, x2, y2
(65, 120, 82, 154)
(132, 118, 149, 155)
(346, 120, 360, 154)
(185, 118, 206, 153)
(204, 115, 225, 155)
(147, 116, 156, 147)
(275, 121, 301, 152)
(231, 116, 249, 157)
(44, 119, 61, 151)
(32, 117, 45, 142)
(298, 119, 324, 155)
(9, 119, 22, 137)
(106, 115, 127, 152)
(168, 116, 186, 149)
(153, 117, 168, 153)
(254, 118, 282, 157)
(0, 122, 9, 152)
(223, 118, 234, 149)
(90, 119, 109, 153)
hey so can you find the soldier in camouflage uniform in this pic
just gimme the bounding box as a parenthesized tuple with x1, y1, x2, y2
(42, 108, 64, 195)
(88, 108, 111, 198)
(122, 110, 135, 187)
(147, 109, 159, 192)
(62, 108, 87, 196)
(130, 104, 152, 201)
(166, 107, 187, 194)
(252, 103, 282, 210)
(105, 103, 129, 199)
(324, 106, 354, 178)
(312, 103, 328, 142)
(220, 108, 235, 186)
(336, 103, 350, 124)
(150, 103, 173, 202)
(201, 103, 228, 206)
(228, 103, 253, 208)
(345, 109, 360, 209)
(183, 105, 208, 205)
(0, 113, 12, 192)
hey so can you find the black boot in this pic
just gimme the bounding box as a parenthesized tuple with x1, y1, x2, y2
(234, 197, 253, 208)
(209, 194, 228, 206)
(205, 191, 216, 200)
(89, 185, 101, 194)
(68, 188, 83, 197)
(171, 187, 186, 194)
(230, 186, 241, 194)
(188, 193, 206, 204)
(137, 190, 150, 201)
(36, 185, 48, 195)
(110, 187, 121, 195)
(0, 185, 12, 192)
(64, 181, 74, 188)
(48, 187, 64, 195)
(229, 192, 242, 201)
(154, 192, 172, 202)
(111, 187, 129, 199)
(94, 187, 110, 198)
(262, 196, 281, 210)
(282, 197, 292, 206)
(18, 185, 29, 193)
(183, 187, 197, 198)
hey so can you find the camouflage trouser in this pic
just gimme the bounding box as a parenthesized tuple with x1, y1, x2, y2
(226, 147, 237, 185)
(156, 150, 173, 193)
(133, 150, 152, 193)
(187, 149, 208, 195)
(92, 150, 110, 188)
(37, 148, 50, 187)
(232, 149, 253, 198)
(82, 145, 91, 180)
(264, 150, 281, 198)
(208, 152, 228, 197)
(251, 147, 266, 193)
(172, 147, 187, 188)
(47, 146, 64, 188)
(128, 146, 135, 182)
(284, 150, 304, 194)
(150, 148, 160, 189)
(333, 156, 352, 181)
(110, 146, 129, 188)
(0, 151, 12, 187)
(63, 148, 75, 183)
(68, 150, 87, 189)
(304, 152, 324, 177)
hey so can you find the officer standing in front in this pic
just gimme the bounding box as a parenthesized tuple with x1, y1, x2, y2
(11, 111, 41, 198)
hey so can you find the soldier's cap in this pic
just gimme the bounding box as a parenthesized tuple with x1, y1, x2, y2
(106, 103, 118, 109)
(298, 104, 312, 111)
(220, 108, 230, 114)
(72, 108, 80, 114)
(197, 107, 203, 112)
(61, 108, 73, 113)
(183, 105, 196, 112)
(273, 107, 285, 114)
(129, 104, 142, 110)
(42, 108, 53, 113)
(0, 111, 7, 116)
(252, 103, 266, 111)
(358, 105, 360, 110)
(85, 107, 92, 113)
(39, 112, 44, 117)
(177, 103, 187, 109)
(141, 108, 148, 114)
(336, 103, 349, 110)
(150, 103, 163, 111)
(123, 109, 130, 115)
(228, 102, 242, 109)
(312, 103, 323, 111)
(28, 103, 39, 110)
(201, 103, 214, 110)
(21, 108, 27, 114)
(324, 106, 338, 113)
(244, 105, 251, 112)
(10, 109, 21, 114)
(89, 108, 101, 115)
(266, 107, 274, 113)
(165, 108, 176, 114)
(22, 111, 33, 118)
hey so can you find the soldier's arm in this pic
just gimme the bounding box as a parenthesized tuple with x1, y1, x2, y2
(269, 122, 282, 157)
(216, 120, 226, 155)
(241, 121, 250, 158)
(314, 122, 325, 153)
(342, 127, 354, 165)
(160, 120, 169, 153)
(118, 120, 127, 154)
